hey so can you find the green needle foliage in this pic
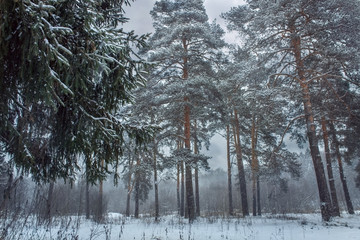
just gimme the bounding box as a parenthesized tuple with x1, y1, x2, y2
(0, 0, 154, 183)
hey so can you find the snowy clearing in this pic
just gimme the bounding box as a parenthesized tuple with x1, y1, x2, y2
(4, 212, 360, 240)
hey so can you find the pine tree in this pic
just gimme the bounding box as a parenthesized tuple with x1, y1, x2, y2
(223, 0, 360, 221)
(146, 0, 225, 222)
(216, 47, 301, 217)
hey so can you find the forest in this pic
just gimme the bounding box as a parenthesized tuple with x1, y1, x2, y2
(1, 0, 360, 239)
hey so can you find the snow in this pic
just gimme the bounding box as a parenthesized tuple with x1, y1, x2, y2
(6, 212, 360, 240)
(49, 68, 74, 96)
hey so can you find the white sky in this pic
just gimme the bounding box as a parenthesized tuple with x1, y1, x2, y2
(123, 0, 245, 44)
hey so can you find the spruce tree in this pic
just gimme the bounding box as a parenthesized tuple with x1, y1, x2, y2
(0, 0, 153, 182)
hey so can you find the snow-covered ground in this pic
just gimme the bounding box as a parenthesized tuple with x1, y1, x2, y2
(4, 212, 360, 240)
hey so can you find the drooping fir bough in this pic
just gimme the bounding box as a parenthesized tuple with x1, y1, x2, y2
(0, 0, 154, 182)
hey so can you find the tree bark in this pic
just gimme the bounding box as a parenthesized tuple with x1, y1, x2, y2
(85, 178, 90, 219)
(46, 181, 54, 222)
(125, 155, 135, 217)
(257, 176, 261, 216)
(183, 37, 195, 222)
(232, 109, 249, 216)
(97, 165, 104, 222)
(185, 163, 195, 221)
(291, 24, 332, 221)
(321, 117, 340, 217)
(329, 121, 354, 214)
(194, 120, 200, 217)
(177, 158, 181, 215)
(251, 115, 259, 216)
(226, 125, 234, 216)
(134, 157, 140, 218)
(85, 155, 90, 219)
(153, 140, 159, 221)
(1, 171, 13, 218)
(194, 166, 200, 217)
(180, 160, 185, 217)
(125, 190, 131, 217)
(300, 74, 332, 222)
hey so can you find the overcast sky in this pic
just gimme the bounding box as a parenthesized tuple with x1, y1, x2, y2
(123, 0, 245, 44)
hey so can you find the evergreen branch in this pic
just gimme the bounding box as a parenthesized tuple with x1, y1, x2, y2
(274, 114, 305, 154)
(323, 77, 354, 117)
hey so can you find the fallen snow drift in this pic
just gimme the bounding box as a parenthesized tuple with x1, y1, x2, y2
(4, 212, 360, 240)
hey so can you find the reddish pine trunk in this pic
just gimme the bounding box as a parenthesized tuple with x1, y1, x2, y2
(329, 121, 354, 214)
(321, 117, 340, 217)
(251, 115, 259, 216)
(232, 109, 249, 216)
(291, 24, 332, 221)
(183, 37, 195, 222)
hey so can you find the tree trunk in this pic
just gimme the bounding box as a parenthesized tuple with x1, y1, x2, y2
(182, 37, 195, 222)
(257, 176, 261, 216)
(185, 163, 195, 221)
(77, 180, 83, 217)
(321, 117, 340, 217)
(291, 25, 332, 221)
(301, 77, 332, 222)
(125, 191, 131, 217)
(194, 166, 200, 217)
(226, 125, 234, 216)
(85, 155, 91, 219)
(1, 171, 13, 218)
(194, 121, 200, 217)
(180, 160, 185, 217)
(153, 140, 159, 221)
(134, 158, 140, 218)
(85, 179, 90, 219)
(329, 121, 354, 214)
(96, 159, 105, 222)
(251, 115, 259, 216)
(232, 109, 249, 216)
(125, 171, 133, 217)
(177, 159, 181, 215)
(125, 156, 135, 217)
(98, 179, 103, 221)
(134, 181, 139, 218)
(46, 181, 54, 222)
